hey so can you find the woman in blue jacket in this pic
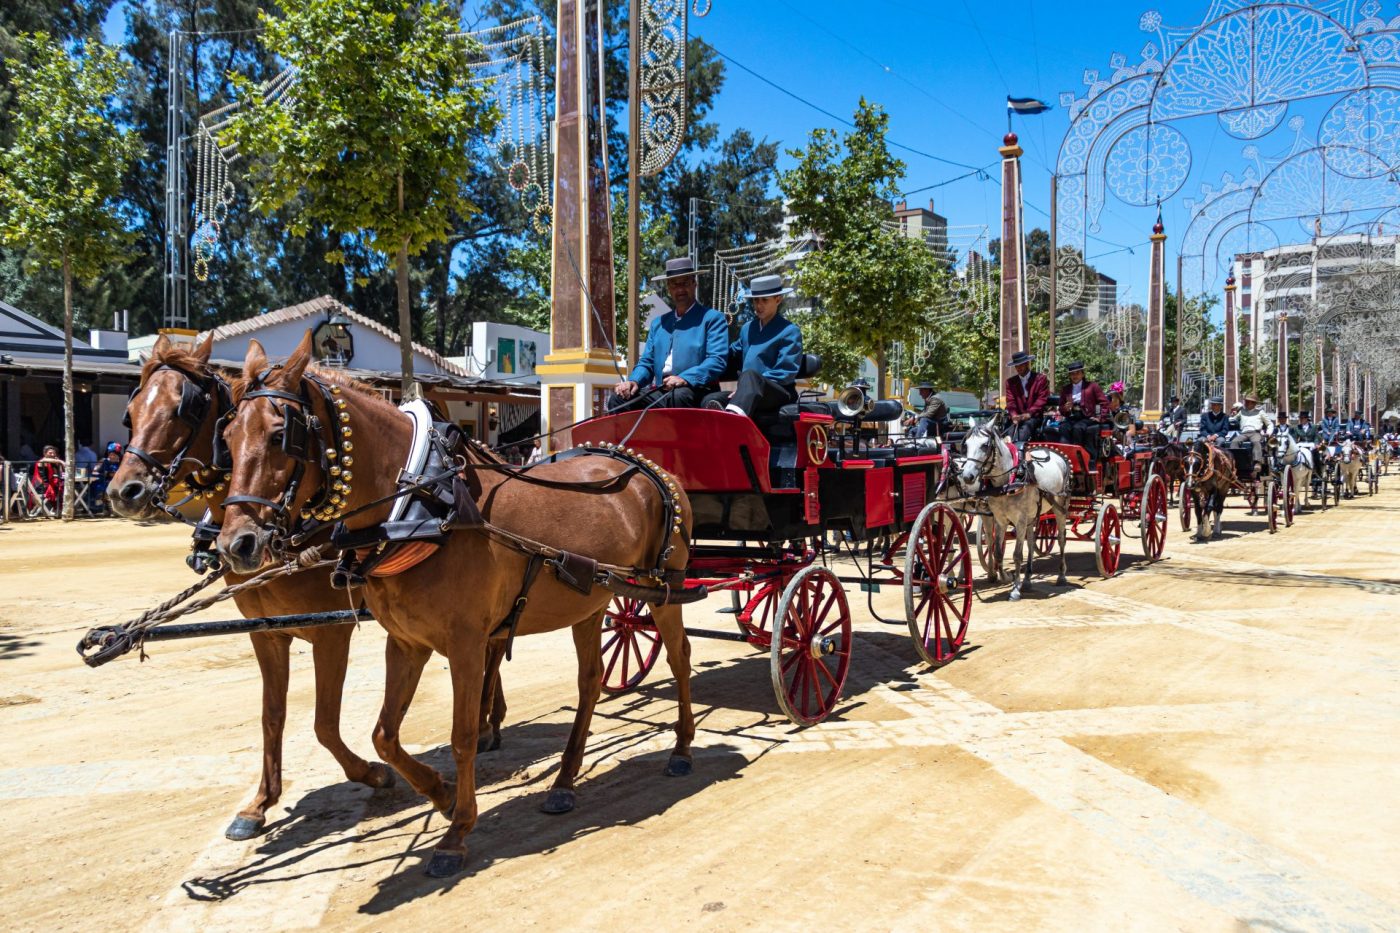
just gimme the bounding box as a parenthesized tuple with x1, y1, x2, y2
(704, 274, 803, 419)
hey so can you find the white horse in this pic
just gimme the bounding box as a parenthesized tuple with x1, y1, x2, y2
(1338, 438, 1365, 497)
(956, 425, 1073, 601)
(1269, 428, 1313, 510)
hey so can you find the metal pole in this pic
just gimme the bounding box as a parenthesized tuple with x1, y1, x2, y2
(626, 0, 641, 371)
(689, 196, 699, 266)
(1175, 253, 1184, 398)
(1047, 173, 1057, 383)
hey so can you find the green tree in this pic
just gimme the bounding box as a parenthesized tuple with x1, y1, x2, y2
(781, 98, 944, 394)
(0, 33, 138, 519)
(225, 0, 498, 393)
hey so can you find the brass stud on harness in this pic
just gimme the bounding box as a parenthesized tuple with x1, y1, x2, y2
(342, 471, 353, 482)
(326, 448, 338, 460)
(335, 398, 347, 409)
(342, 441, 353, 452)
(342, 456, 354, 467)
(331, 385, 341, 395)
(330, 466, 342, 477)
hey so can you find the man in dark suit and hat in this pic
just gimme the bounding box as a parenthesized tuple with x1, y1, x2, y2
(610, 256, 729, 411)
(908, 382, 952, 441)
(1057, 361, 1109, 459)
(1004, 350, 1049, 445)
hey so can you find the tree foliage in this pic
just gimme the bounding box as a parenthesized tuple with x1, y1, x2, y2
(781, 98, 945, 390)
(0, 32, 137, 517)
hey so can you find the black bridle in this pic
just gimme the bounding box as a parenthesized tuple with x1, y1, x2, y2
(221, 368, 349, 548)
(122, 364, 232, 509)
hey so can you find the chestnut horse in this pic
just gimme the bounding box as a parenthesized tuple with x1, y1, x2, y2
(109, 335, 396, 841)
(215, 333, 696, 877)
(1183, 441, 1237, 542)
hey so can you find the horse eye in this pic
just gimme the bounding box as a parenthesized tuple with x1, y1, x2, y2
(270, 430, 285, 447)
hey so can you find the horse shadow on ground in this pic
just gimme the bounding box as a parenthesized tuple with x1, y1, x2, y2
(178, 720, 751, 910)
(0, 632, 40, 661)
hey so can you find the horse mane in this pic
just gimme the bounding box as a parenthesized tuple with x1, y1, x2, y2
(141, 340, 212, 386)
(229, 362, 382, 404)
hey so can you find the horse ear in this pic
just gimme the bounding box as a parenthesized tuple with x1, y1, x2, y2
(194, 333, 214, 363)
(279, 330, 314, 386)
(153, 334, 172, 357)
(244, 339, 268, 378)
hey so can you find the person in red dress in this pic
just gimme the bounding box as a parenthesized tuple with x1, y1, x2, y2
(1004, 350, 1049, 445)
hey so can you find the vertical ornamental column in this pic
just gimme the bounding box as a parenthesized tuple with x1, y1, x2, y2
(1348, 359, 1359, 417)
(1333, 347, 1343, 414)
(1313, 339, 1325, 423)
(537, 0, 620, 452)
(998, 132, 1028, 396)
(1223, 274, 1238, 409)
(1364, 369, 1373, 426)
(1276, 313, 1289, 416)
(1143, 214, 1167, 421)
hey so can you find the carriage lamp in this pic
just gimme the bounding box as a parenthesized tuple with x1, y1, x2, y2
(313, 309, 355, 366)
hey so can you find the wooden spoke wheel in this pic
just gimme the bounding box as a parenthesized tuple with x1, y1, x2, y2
(1179, 485, 1195, 531)
(904, 503, 973, 667)
(1282, 467, 1296, 527)
(1319, 471, 1331, 509)
(731, 583, 782, 641)
(1139, 474, 1168, 561)
(1093, 502, 1122, 578)
(600, 596, 661, 694)
(974, 515, 1005, 576)
(1266, 479, 1280, 534)
(1369, 463, 1380, 496)
(770, 565, 852, 725)
(1034, 513, 1058, 557)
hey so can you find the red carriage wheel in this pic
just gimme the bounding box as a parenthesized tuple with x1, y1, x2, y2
(1266, 479, 1280, 533)
(600, 596, 661, 694)
(904, 503, 973, 666)
(1139, 474, 1168, 561)
(732, 582, 782, 641)
(1034, 513, 1058, 557)
(975, 515, 1004, 576)
(1280, 467, 1294, 527)
(1093, 502, 1121, 578)
(769, 565, 852, 725)
(1179, 484, 1195, 531)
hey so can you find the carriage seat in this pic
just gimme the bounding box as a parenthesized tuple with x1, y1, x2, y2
(753, 353, 824, 442)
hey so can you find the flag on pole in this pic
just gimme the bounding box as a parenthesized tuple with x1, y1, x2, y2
(1007, 96, 1052, 115)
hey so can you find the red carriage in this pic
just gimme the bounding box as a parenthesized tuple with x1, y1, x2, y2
(572, 391, 973, 725)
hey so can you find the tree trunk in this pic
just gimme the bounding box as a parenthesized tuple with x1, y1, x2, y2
(61, 252, 76, 522)
(396, 172, 416, 399)
(430, 239, 452, 356)
(875, 343, 889, 402)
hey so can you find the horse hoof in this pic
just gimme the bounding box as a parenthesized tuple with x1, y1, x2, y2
(426, 848, 467, 878)
(363, 763, 396, 790)
(1055, 576, 1068, 587)
(476, 732, 501, 754)
(1009, 590, 1022, 602)
(540, 788, 576, 814)
(225, 815, 265, 841)
(664, 755, 693, 777)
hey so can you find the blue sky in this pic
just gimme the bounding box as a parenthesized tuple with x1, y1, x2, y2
(105, 0, 1349, 316)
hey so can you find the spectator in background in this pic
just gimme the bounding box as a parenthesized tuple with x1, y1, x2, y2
(32, 445, 63, 511)
(76, 439, 98, 472)
(89, 442, 124, 510)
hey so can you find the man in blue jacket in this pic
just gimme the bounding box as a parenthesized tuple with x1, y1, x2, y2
(1319, 407, 1343, 444)
(702, 274, 803, 418)
(1347, 410, 1373, 441)
(610, 256, 729, 412)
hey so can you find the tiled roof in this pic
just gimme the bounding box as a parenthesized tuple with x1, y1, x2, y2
(199, 296, 473, 379)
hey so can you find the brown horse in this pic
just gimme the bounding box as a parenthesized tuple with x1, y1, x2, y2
(1183, 441, 1237, 542)
(215, 332, 696, 877)
(109, 334, 396, 841)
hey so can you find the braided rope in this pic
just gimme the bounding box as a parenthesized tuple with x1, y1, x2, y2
(77, 549, 333, 667)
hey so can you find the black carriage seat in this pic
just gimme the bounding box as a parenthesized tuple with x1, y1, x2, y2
(753, 353, 825, 442)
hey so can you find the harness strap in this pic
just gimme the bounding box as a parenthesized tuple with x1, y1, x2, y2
(492, 553, 545, 661)
(223, 493, 290, 514)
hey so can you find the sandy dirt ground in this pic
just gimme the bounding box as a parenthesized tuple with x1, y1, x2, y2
(2, 481, 1399, 932)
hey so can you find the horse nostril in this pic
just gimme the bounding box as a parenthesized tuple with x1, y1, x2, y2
(229, 531, 259, 564)
(118, 481, 147, 503)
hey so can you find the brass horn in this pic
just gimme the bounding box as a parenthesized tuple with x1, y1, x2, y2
(1112, 410, 1134, 431)
(836, 382, 875, 419)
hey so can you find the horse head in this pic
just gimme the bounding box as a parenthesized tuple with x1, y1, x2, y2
(110, 333, 223, 520)
(958, 423, 1001, 489)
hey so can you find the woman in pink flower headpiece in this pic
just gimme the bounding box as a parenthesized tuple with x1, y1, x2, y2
(1106, 381, 1136, 445)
